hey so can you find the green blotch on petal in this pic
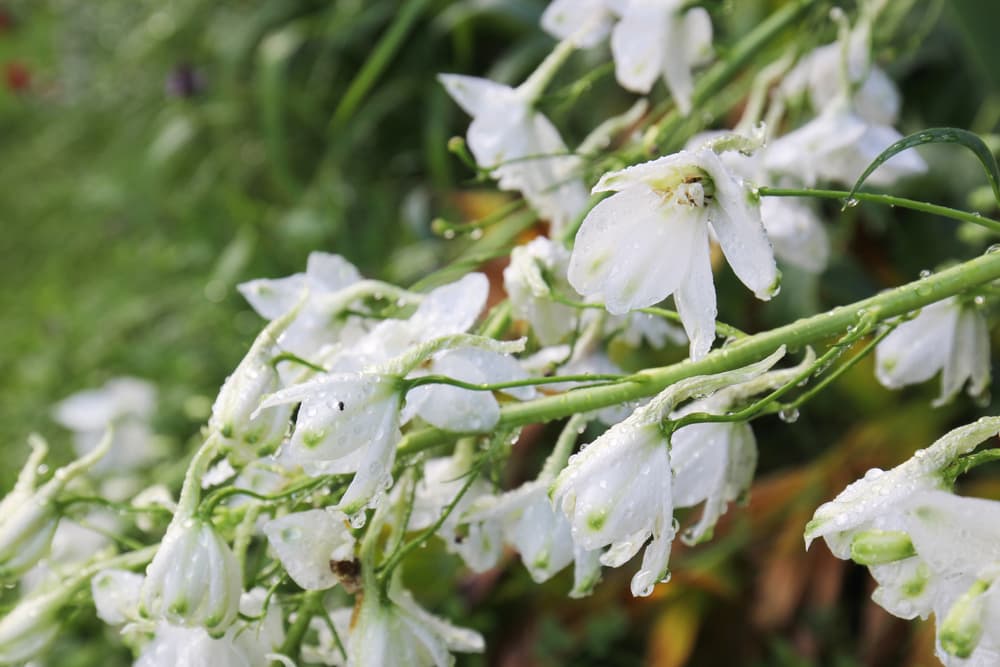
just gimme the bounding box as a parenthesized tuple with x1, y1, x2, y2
(586, 511, 607, 532)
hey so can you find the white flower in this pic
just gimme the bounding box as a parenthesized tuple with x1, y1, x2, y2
(259, 332, 527, 515)
(781, 41, 901, 126)
(0, 569, 91, 664)
(465, 480, 603, 597)
(349, 577, 484, 667)
(541, 0, 615, 48)
(303, 607, 354, 666)
(52, 376, 162, 473)
(552, 348, 786, 596)
(238, 251, 363, 359)
(0, 434, 110, 580)
(263, 370, 403, 515)
(135, 589, 285, 667)
(875, 298, 990, 406)
(262, 509, 356, 591)
(210, 297, 301, 455)
(805, 417, 1000, 559)
(407, 455, 504, 573)
(140, 517, 242, 634)
(438, 74, 589, 235)
(503, 237, 579, 345)
(568, 146, 779, 358)
(609, 0, 713, 114)
(763, 103, 927, 188)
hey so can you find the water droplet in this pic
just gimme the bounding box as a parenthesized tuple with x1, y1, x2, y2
(349, 511, 367, 529)
(987, 244, 1000, 254)
(469, 228, 484, 240)
(844, 197, 860, 208)
(863, 468, 884, 481)
(918, 269, 931, 279)
(778, 407, 800, 423)
(974, 295, 986, 306)
(443, 229, 456, 240)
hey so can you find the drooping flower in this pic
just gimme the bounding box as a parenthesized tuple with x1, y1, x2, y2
(259, 333, 527, 515)
(52, 376, 162, 474)
(0, 567, 95, 663)
(140, 517, 243, 635)
(237, 251, 364, 359)
(805, 417, 1000, 559)
(438, 69, 589, 236)
(552, 348, 786, 596)
(874, 297, 990, 406)
(568, 143, 779, 358)
(349, 575, 484, 667)
(608, 0, 713, 114)
(262, 509, 356, 591)
(0, 433, 110, 581)
(503, 236, 579, 345)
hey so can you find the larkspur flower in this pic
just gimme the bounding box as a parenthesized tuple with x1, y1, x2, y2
(609, 0, 713, 114)
(552, 348, 786, 596)
(875, 297, 990, 406)
(258, 333, 527, 515)
(52, 376, 162, 474)
(237, 251, 364, 359)
(0, 433, 110, 581)
(503, 236, 579, 345)
(139, 517, 242, 634)
(439, 64, 589, 236)
(805, 417, 1000, 560)
(568, 142, 779, 358)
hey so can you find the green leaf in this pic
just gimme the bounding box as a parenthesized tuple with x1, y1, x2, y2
(848, 127, 1000, 205)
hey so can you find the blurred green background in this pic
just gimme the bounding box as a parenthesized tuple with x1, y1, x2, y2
(2, 0, 1000, 665)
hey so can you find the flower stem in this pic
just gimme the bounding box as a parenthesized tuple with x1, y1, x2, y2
(398, 249, 1000, 456)
(758, 186, 1000, 234)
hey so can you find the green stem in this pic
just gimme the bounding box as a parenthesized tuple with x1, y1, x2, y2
(330, 0, 432, 130)
(398, 249, 1000, 456)
(402, 372, 638, 394)
(179, 434, 223, 518)
(376, 470, 479, 580)
(758, 187, 1000, 234)
(275, 589, 324, 665)
(540, 414, 589, 480)
(271, 352, 327, 373)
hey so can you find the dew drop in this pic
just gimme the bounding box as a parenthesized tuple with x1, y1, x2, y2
(918, 269, 931, 279)
(349, 511, 367, 529)
(778, 407, 800, 423)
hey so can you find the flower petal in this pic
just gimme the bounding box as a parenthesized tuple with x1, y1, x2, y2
(875, 300, 957, 390)
(672, 223, 716, 359)
(437, 74, 517, 117)
(610, 4, 666, 94)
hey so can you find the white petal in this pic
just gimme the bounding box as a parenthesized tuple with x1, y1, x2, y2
(630, 507, 675, 597)
(568, 184, 699, 314)
(238, 275, 307, 321)
(699, 150, 778, 299)
(610, 5, 667, 94)
(437, 74, 517, 117)
(92, 569, 144, 625)
(903, 490, 1000, 575)
(592, 151, 693, 193)
(305, 252, 362, 293)
(761, 197, 830, 273)
(682, 7, 713, 66)
(411, 383, 500, 433)
(659, 11, 696, 114)
(875, 300, 958, 390)
(411, 273, 489, 340)
(262, 510, 354, 591)
(936, 307, 987, 406)
(672, 223, 717, 359)
(541, 0, 614, 48)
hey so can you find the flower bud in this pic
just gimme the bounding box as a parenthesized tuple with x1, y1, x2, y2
(140, 518, 242, 635)
(0, 433, 109, 580)
(850, 529, 916, 565)
(210, 299, 301, 455)
(939, 579, 991, 659)
(0, 573, 82, 663)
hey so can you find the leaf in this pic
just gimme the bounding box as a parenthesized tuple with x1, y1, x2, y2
(848, 127, 1000, 205)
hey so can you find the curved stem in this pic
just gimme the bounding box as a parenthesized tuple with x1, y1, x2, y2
(552, 292, 747, 339)
(401, 372, 638, 394)
(398, 249, 1000, 457)
(758, 186, 1000, 234)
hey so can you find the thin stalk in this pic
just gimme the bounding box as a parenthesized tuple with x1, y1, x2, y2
(758, 187, 1000, 234)
(398, 249, 1000, 456)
